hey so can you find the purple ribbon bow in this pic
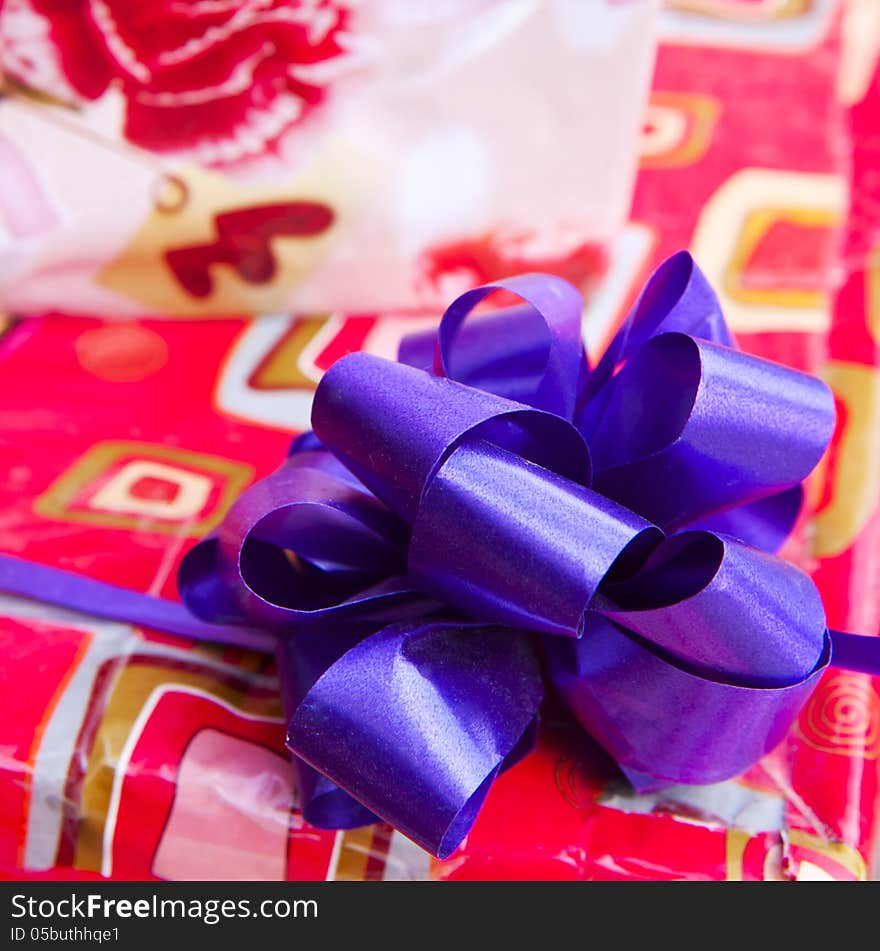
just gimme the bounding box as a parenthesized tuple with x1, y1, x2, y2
(174, 251, 844, 858)
(1, 251, 876, 860)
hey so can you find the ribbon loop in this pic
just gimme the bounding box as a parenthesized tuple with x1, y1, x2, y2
(590, 333, 835, 530)
(547, 613, 830, 788)
(180, 453, 422, 632)
(578, 250, 732, 437)
(595, 531, 828, 686)
(409, 439, 661, 637)
(617, 249, 734, 351)
(435, 273, 586, 419)
(685, 485, 805, 554)
(286, 619, 543, 859)
(312, 351, 591, 524)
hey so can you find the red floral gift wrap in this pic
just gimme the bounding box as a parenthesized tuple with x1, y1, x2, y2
(1, 0, 879, 881)
(0, 0, 658, 313)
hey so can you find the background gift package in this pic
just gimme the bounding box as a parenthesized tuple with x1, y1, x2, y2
(0, 0, 659, 315)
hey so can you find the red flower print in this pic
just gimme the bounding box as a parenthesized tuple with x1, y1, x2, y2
(0, 0, 353, 164)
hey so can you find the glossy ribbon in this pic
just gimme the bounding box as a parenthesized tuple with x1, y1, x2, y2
(172, 250, 858, 857)
(1, 251, 877, 860)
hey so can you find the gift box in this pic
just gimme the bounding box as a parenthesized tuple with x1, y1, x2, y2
(0, 0, 658, 315)
(1, 0, 879, 882)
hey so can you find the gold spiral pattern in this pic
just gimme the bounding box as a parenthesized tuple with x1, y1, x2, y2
(797, 672, 880, 759)
(554, 751, 601, 809)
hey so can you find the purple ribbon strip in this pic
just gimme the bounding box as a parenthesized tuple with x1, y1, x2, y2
(0, 553, 277, 653)
(1, 251, 878, 859)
